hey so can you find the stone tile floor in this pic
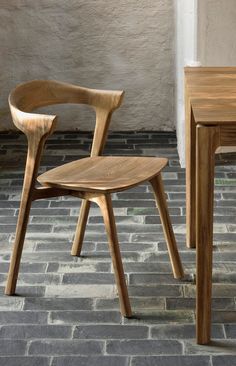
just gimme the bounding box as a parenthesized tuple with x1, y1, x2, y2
(0, 131, 236, 365)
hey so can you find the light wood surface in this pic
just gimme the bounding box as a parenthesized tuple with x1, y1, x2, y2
(185, 67, 236, 249)
(191, 98, 236, 124)
(5, 135, 47, 295)
(185, 66, 236, 124)
(6, 79, 184, 319)
(150, 175, 184, 279)
(71, 200, 91, 256)
(196, 125, 219, 344)
(37, 156, 168, 193)
(94, 194, 132, 317)
(185, 66, 236, 344)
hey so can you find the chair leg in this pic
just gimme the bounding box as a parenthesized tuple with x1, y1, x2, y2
(5, 193, 32, 295)
(5, 133, 50, 295)
(71, 200, 91, 256)
(150, 174, 184, 279)
(96, 194, 132, 317)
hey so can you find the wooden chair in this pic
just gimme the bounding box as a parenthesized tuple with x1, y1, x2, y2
(6, 80, 184, 317)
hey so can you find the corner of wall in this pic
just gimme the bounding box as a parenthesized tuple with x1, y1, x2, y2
(175, 0, 199, 168)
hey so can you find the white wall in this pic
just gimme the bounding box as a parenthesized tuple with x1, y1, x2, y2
(198, 0, 236, 66)
(176, 0, 236, 165)
(0, 0, 175, 132)
(175, 0, 199, 167)
(198, 0, 236, 155)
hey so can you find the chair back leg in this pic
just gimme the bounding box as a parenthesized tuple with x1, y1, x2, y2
(95, 194, 132, 318)
(150, 174, 184, 279)
(71, 200, 91, 256)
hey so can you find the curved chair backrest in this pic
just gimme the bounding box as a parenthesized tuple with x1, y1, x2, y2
(10, 80, 123, 112)
(9, 80, 124, 156)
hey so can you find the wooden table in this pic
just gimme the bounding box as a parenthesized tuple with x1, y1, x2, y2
(185, 67, 236, 344)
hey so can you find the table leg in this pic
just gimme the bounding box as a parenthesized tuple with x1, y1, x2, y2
(186, 108, 196, 248)
(196, 125, 218, 344)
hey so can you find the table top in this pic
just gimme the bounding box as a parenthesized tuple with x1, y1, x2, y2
(185, 67, 236, 124)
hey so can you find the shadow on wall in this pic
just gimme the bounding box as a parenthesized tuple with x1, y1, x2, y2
(0, 0, 175, 131)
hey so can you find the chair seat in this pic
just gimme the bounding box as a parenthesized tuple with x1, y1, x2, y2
(37, 156, 168, 193)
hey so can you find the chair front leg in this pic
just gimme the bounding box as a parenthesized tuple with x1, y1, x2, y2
(5, 135, 47, 295)
(5, 190, 33, 295)
(95, 194, 132, 318)
(150, 174, 184, 279)
(71, 200, 91, 256)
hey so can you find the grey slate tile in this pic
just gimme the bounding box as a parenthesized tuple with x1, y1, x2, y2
(0, 285, 46, 297)
(73, 324, 148, 339)
(123, 310, 194, 325)
(224, 324, 236, 338)
(0, 263, 48, 274)
(0, 311, 48, 324)
(95, 297, 165, 311)
(1, 131, 236, 364)
(151, 324, 224, 339)
(50, 310, 121, 324)
(131, 356, 211, 366)
(0, 325, 72, 339)
(0, 357, 50, 366)
(212, 355, 236, 366)
(0, 340, 27, 355)
(128, 285, 182, 297)
(166, 297, 236, 311)
(51, 356, 129, 366)
(24, 297, 93, 311)
(28, 340, 104, 355)
(62, 273, 115, 285)
(106, 340, 183, 355)
(184, 340, 236, 355)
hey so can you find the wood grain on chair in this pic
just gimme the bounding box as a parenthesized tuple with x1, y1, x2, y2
(6, 80, 184, 318)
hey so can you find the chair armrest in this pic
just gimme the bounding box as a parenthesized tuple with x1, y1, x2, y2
(89, 88, 124, 112)
(9, 103, 57, 140)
